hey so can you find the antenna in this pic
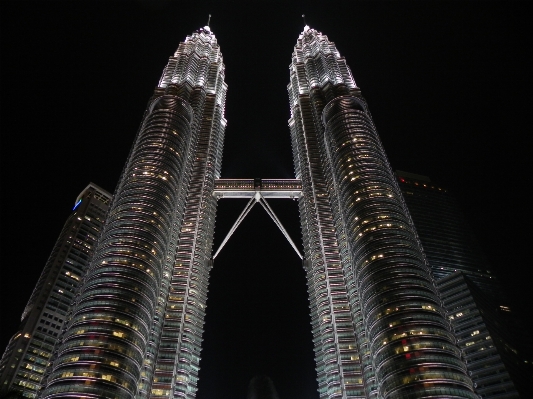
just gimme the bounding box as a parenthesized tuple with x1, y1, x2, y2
(302, 14, 307, 26)
(207, 14, 211, 26)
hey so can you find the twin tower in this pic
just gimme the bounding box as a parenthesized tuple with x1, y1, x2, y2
(40, 25, 477, 399)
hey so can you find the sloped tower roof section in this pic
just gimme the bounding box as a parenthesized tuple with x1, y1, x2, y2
(292, 26, 357, 94)
(159, 26, 224, 95)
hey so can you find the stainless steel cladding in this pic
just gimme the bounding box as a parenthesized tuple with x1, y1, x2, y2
(40, 26, 227, 399)
(289, 26, 476, 399)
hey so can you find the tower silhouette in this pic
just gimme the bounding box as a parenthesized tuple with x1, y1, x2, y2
(26, 24, 477, 399)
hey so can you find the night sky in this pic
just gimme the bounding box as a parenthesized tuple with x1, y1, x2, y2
(0, 2, 531, 399)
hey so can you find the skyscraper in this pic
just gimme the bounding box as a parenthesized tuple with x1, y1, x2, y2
(395, 171, 500, 296)
(38, 25, 226, 399)
(4, 24, 481, 399)
(287, 26, 475, 399)
(0, 183, 111, 398)
(437, 272, 520, 398)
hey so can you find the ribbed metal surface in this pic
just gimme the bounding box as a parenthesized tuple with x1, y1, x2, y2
(289, 27, 477, 399)
(147, 26, 227, 399)
(40, 26, 226, 399)
(289, 28, 367, 399)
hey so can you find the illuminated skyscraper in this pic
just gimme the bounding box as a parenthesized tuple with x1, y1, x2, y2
(40, 25, 227, 399)
(0, 183, 111, 398)
(287, 26, 476, 398)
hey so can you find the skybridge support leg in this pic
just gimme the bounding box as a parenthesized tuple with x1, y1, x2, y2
(212, 196, 256, 260)
(212, 192, 303, 261)
(257, 194, 303, 260)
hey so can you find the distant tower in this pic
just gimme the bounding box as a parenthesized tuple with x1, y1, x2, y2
(437, 273, 521, 398)
(396, 171, 523, 398)
(288, 26, 476, 398)
(39, 25, 226, 399)
(395, 171, 500, 294)
(0, 183, 111, 398)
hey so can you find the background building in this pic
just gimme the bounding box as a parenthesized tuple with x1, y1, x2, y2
(396, 171, 530, 398)
(395, 171, 499, 295)
(0, 184, 111, 398)
(437, 272, 521, 398)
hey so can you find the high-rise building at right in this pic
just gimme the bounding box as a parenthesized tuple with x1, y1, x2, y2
(288, 26, 475, 399)
(396, 171, 529, 398)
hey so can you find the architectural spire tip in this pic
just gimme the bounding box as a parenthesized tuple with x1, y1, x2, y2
(302, 14, 309, 31)
(203, 14, 211, 33)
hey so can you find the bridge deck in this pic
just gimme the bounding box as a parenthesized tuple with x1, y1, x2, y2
(213, 178, 302, 199)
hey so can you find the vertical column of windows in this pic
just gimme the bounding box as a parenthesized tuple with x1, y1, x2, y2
(149, 29, 227, 399)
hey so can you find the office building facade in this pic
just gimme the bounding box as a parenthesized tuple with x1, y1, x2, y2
(395, 171, 500, 296)
(437, 272, 519, 398)
(287, 26, 474, 399)
(39, 25, 227, 399)
(0, 183, 111, 398)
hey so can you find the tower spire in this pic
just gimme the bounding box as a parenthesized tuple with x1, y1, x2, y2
(302, 14, 309, 31)
(207, 13, 211, 27)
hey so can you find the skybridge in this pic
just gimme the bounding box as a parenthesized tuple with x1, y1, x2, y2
(213, 178, 303, 199)
(212, 179, 303, 260)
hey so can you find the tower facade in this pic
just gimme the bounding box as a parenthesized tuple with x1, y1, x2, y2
(0, 183, 111, 398)
(288, 26, 476, 399)
(39, 25, 226, 399)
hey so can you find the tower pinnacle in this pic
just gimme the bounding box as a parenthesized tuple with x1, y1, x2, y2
(203, 14, 212, 32)
(302, 14, 309, 31)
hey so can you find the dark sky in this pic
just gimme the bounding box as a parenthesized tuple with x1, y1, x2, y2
(0, 2, 531, 399)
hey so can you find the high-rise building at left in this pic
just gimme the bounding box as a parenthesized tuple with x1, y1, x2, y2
(0, 183, 112, 398)
(36, 25, 227, 399)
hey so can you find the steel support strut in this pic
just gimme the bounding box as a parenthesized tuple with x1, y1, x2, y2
(212, 192, 302, 260)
